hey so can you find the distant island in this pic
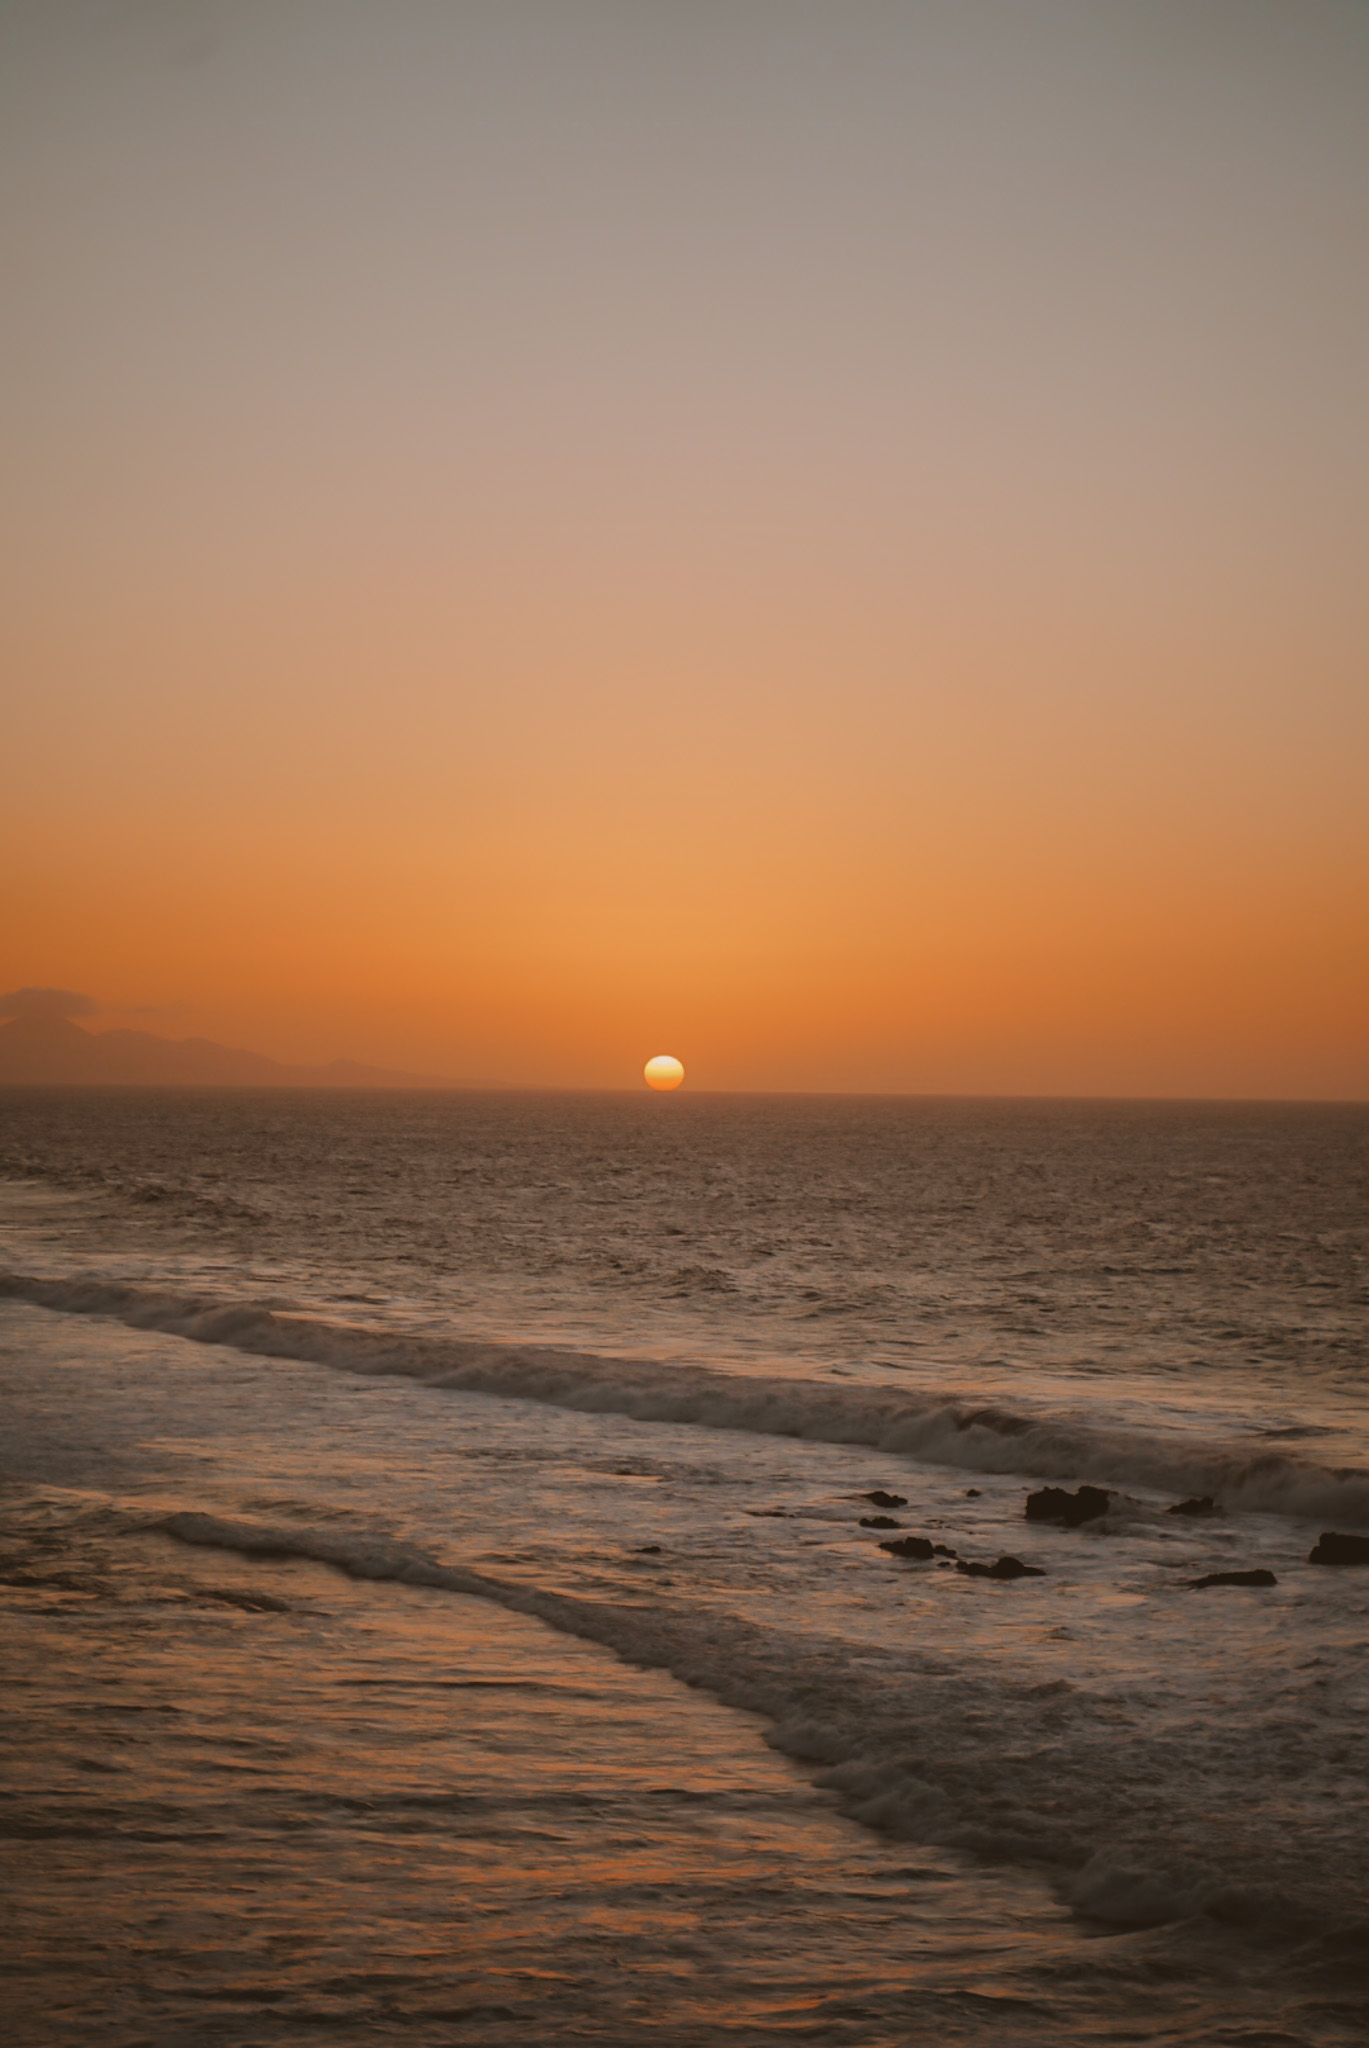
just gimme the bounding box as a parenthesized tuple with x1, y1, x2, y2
(0, 1010, 457, 1089)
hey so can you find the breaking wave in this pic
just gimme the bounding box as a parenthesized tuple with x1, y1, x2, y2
(157, 1506, 1366, 1944)
(5, 1269, 1368, 1526)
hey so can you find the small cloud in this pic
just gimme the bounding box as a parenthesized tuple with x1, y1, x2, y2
(0, 986, 97, 1020)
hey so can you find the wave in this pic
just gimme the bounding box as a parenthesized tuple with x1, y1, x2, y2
(5, 1269, 1368, 1526)
(157, 1506, 1368, 1946)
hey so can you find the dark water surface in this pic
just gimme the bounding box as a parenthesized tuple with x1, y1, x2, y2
(2, 1089, 1367, 2043)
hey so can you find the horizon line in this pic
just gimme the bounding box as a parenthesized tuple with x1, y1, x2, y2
(0, 1080, 1364, 1107)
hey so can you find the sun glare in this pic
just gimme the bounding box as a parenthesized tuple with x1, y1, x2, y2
(644, 1055, 684, 1091)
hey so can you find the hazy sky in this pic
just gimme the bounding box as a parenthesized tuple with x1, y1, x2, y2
(4, 0, 1367, 1093)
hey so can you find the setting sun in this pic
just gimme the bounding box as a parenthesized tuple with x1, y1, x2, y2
(4, 7, 1367, 2038)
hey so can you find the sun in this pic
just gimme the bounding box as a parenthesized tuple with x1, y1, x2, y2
(643, 1054, 684, 1091)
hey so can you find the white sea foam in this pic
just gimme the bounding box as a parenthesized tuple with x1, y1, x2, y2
(7, 1271, 1368, 1526)
(157, 1507, 1367, 1941)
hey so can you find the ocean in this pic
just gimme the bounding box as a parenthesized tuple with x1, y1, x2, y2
(2, 1087, 1366, 2045)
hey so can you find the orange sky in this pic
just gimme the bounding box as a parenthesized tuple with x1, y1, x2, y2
(3, 1, 1367, 1095)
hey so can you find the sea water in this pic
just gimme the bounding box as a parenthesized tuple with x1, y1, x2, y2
(1, 1089, 1366, 2044)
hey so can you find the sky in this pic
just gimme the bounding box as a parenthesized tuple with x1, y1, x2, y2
(3, 0, 1366, 1095)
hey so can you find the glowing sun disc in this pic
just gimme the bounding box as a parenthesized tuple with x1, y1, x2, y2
(644, 1054, 684, 1091)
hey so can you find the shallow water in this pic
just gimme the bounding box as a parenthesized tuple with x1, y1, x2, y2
(2, 1089, 1367, 2042)
(3, 1489, 1080, 2046)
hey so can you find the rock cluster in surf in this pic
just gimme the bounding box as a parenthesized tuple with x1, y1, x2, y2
(847, 1481, 1359, 1592)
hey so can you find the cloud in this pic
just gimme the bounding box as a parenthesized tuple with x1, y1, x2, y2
(0, 986, 97, 1019)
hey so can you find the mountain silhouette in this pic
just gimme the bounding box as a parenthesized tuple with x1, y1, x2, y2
(0, 1012, 453, 1088)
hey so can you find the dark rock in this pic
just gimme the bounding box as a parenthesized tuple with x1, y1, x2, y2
(933, 1543, 958, 1557)
(1025, 1484, 1111, 1528)
(860, 1515, 902, 1529)
(1189, 1569, 1277, 1589)
(878, 1535, 934, 1560)
(965, 1489, 981, 1498)
(957, 1555, 1046, 1580)
(634, 1545, 662, 1555)
(863, 1490, 908, 1509)
(1168, 1496, 1219, 1517)
(1308, 1531, 1369, 1567)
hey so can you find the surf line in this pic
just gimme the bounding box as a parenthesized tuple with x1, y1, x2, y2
(5, 1269, 1368, 1524)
